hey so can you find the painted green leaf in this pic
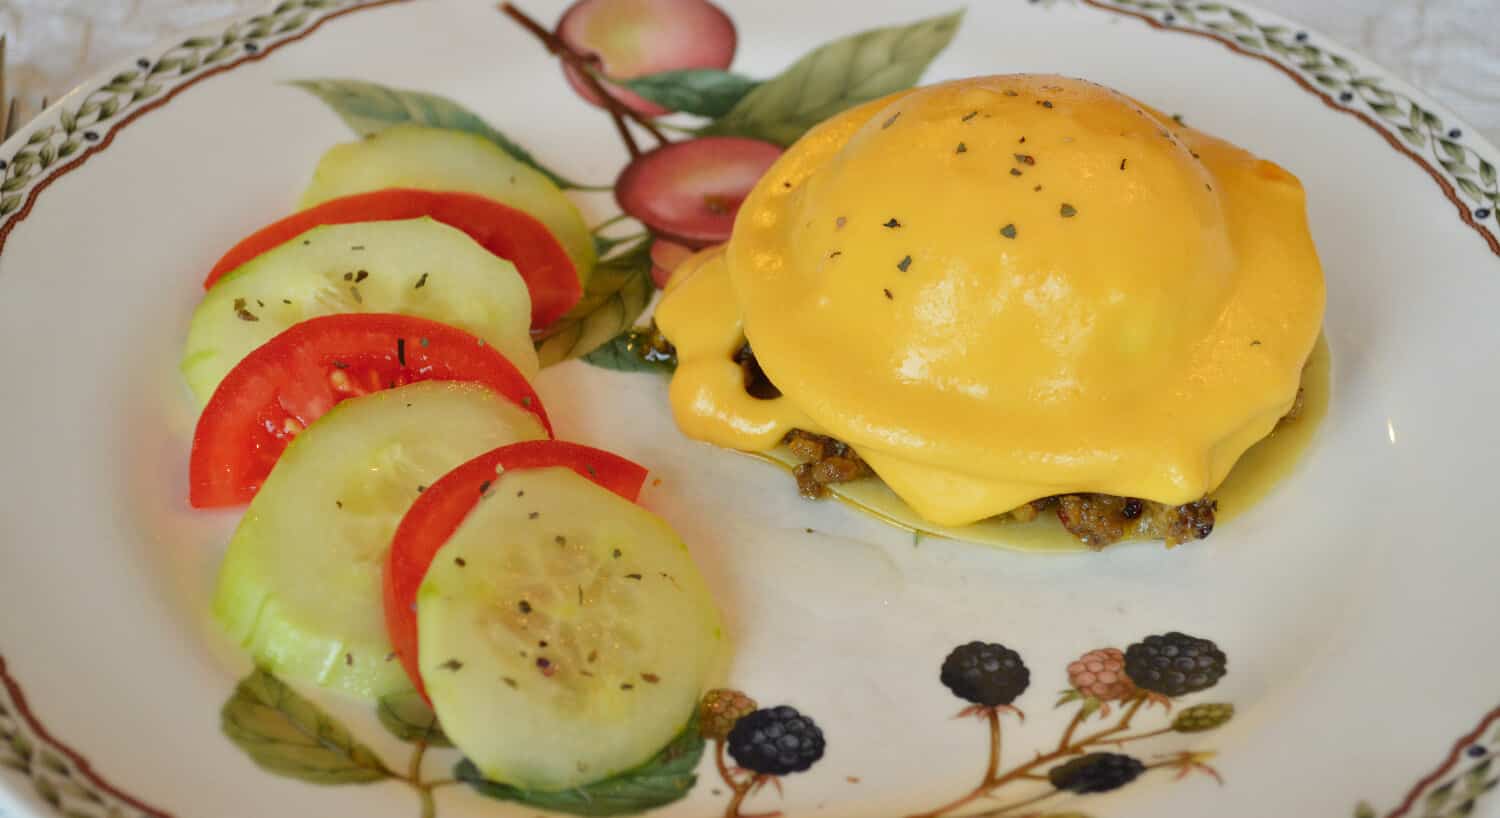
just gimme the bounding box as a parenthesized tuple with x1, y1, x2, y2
(1465, 759, 1493, 795)
(1398, 125, 1426, 147)
(1440, 140, 1467, 163)
(1227, 8, 1253, 25)
(181, 36, 218, 49)
(1456, 177, 1484, 201)
(1370, 102, 1399, 117)
(150, 59, 182, 76)
(1235, 34, 1262, 48)
(289, 79, 586, 189)
(582, 327, 676, 374)
(536, 239, 655, 367)
(1330, 53, 1354, 71)
(1442, 160, 1475, 178)
(0, 194, 21, 216)
(277, 12, 311, 34)
(1480, 160, 1497, 188)
(1427, 780, 1457, 813)
(455, 715, 704, 816)
(1422, 110, 1443, 128)
(376, 690, 452, 747)
(1195, 2, 1225, 10)
(1258, 24, 1285, 36)
(624, 69, 759, 118)
(593, 231, 642, 258)
(204, 45, 236, 64)
(1352, 802, 1376, 818)
(220, 668, 392, 784)
(702, 10, 963, 146)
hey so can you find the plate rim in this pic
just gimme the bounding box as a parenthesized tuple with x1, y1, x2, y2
(1, 0, 1498, 816)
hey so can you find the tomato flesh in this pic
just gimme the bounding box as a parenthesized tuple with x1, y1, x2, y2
(382, 440, 648, 696)
(203, 189, 583, 329)
(189, 314, 551, 508)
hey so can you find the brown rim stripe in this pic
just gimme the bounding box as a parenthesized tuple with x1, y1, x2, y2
(0, 4, 408, 816)
(1, 5, 1498, 818)
(0, 0, 414, 258)
(1385, 704, 1500, 818)
(1080, 0, 1500, 258)
(0, 653, 175, 817)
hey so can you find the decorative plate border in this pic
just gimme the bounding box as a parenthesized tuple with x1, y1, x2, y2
(0, 0, 412, 256)
(1076, 0, 1500, 256)
(0, 655, 173, 818)
(0, 0, 1497, 816)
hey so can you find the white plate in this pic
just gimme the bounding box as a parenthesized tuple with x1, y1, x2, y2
(2, 1, 1498, 817)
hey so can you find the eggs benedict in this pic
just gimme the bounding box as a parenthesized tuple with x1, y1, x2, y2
(654, 75, 1326, 549)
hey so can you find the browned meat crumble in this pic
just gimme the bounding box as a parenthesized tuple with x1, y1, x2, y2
(784, 430, 871, 499)
(779, 428, 1216, 549)
(730, 345, 1312, 549)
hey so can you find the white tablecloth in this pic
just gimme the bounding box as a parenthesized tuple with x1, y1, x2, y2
(2, 0, 1498, 142)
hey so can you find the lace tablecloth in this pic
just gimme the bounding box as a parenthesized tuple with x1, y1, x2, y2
(0, 0, 1495, 816)
(2, 0, 1497, 142)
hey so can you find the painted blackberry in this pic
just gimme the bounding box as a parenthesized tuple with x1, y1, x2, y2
(1048, 752, 1146, 793)
(726, 706, 825, 776)
(1067, 648, 1136, 702)
(940, 642, 1030, 707)
(1123, 632, 1226, 697)
(1173, 702, 1234, 732)
(700, 688, 758, 741)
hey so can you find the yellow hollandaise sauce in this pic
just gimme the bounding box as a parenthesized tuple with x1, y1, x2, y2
(655, 74, 1327, 547)
(658, 246, 1328, 552)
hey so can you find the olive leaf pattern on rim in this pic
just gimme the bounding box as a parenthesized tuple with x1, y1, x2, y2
(1352, 707, 1500, 818)
(0, 0, 367, 220)
(0, 659, 170, 818)
(1078, 0, 1499, 249)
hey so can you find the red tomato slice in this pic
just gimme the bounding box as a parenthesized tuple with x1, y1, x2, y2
(189, 314, 551, 508)
(383, 441, 648, 696)
(202, 189, 583, 329)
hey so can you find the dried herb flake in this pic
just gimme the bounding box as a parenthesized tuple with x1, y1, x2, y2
(897, 255, 912, 272)
(1060, 203, 1078, 218)
(1000, 224, 1018, 239)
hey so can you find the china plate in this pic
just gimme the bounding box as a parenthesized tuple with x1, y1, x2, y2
(2, 1, 1499, 817)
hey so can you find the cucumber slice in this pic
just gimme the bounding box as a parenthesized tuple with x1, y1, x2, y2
(299, 125, 596, 285)
(181, 218, 538, 405)
(213, 381, 548, 699)
(418, 467, 724, 791)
